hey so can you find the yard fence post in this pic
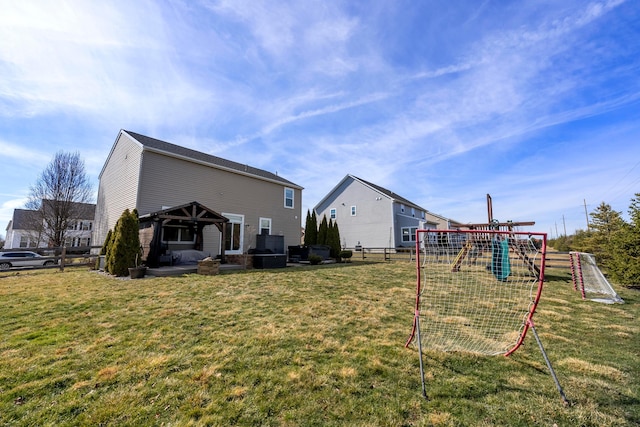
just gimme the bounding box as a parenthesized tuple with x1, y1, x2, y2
(59, 247, 66, 272)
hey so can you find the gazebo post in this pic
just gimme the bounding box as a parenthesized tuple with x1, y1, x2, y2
(219, 224, 226, 263)
(195, 223, 204, 251)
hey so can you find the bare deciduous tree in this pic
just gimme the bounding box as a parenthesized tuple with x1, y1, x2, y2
(25, 151, 94, 247)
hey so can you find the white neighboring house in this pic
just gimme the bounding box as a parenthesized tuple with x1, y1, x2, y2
(93, 130, 304, 266)
(314, 175, 452, 249)
(4, 204, 96, 249)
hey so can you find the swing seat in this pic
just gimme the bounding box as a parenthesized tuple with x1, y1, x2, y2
(491, 238, 511, 281)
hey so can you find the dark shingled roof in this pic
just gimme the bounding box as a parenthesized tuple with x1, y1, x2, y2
(10, 209, 40, 230)
(41, 200, 96, 219)
(11, 202, 95, 229)
(352, 176, 426, 211)
(124, 130, 302, 189)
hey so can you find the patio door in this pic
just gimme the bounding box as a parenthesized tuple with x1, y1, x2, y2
(222, 213, 244, 254)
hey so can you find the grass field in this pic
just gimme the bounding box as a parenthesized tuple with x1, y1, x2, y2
(1, 262, 638, 426)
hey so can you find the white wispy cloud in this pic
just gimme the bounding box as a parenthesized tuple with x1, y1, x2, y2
(0, 0, 637, 237)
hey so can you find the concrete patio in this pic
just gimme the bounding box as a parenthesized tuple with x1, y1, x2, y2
(146, 263, 244, 277)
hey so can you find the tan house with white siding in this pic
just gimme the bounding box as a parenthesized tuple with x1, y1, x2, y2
(94, 130, 303, 266)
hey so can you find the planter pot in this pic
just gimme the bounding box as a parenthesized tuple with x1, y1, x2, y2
(128, 266, 147, 279)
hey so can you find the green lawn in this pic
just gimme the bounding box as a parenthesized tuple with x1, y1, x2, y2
(0, 262, 638, 426)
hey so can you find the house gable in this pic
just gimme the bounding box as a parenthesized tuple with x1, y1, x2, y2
(94, 130, 304, 258)
(314, 174, 450, 249)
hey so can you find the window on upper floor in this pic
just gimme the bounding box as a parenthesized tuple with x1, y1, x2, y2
(400, 204, 405, 213)
(330, 208, 336, 219)
(284, 188, 294, 209)
(351, 206, 357, 216)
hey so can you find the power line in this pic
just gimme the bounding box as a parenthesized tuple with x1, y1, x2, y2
(599, 160, 640, 206)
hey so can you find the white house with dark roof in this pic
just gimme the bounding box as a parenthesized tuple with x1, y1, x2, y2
(93, 130, 304, 266)
(4, 203, 95, 249)
(314, 174, 451, 249)
(5, 209, 42, 249)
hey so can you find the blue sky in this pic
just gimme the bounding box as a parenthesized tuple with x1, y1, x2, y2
(1, 0, 639, 239)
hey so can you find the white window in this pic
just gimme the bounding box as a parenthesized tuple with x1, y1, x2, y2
(411, 207, 415, 217)
(19, 235, 29, 248)
(330, 208, 336, 219)
(259, 217, 272, 235)
(421, 211, 425, 219)
(400, 204, 405, 213)
(351, 206, 357, 216)
(284, 188, 294, 209)
(223, 213, 244, 254)
(402, 227, 418, 243)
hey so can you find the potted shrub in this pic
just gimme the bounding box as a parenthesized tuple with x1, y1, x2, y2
(128, 253, 147, 279)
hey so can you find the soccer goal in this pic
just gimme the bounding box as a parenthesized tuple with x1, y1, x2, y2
(569, 251, 624, 304)
(406, 229, 568, 403)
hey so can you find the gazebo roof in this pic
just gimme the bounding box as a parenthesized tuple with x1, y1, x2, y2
(139, 201, 228, 230)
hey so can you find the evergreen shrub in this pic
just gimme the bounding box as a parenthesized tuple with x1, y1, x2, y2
(106, 209, 142, 277)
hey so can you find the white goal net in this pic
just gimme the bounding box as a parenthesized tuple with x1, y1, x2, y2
(569, 252, 624, 304)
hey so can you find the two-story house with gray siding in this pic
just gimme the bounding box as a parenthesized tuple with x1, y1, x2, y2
(94, 130, 303, 265)
(314, 175, 451, 249)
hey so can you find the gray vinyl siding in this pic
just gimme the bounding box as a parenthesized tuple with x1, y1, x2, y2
(315, 175, 450, 249)
(93, 133, 143, 245)
(315, 177, 393, 248)
(136, 150, 301, 254)
(94, 130, 303, 256)
(394, 208, 422, 248)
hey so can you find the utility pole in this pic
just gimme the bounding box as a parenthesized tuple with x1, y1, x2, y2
(584, 199, 590, 231)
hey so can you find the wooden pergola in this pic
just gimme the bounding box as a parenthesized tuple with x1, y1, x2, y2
(138, 201, 229, 267)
